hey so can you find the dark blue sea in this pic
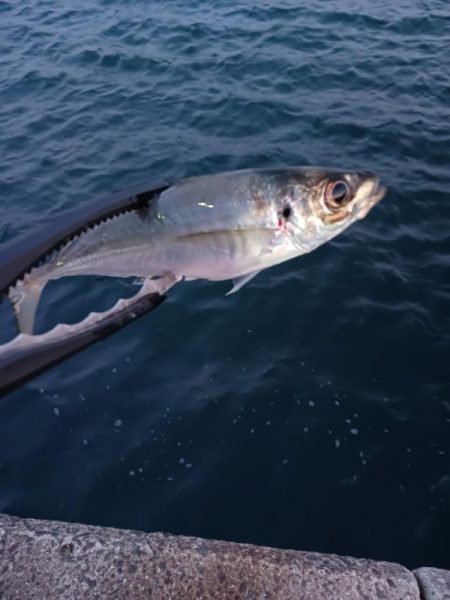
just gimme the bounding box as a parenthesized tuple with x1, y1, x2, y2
(0, 0, 449, 570)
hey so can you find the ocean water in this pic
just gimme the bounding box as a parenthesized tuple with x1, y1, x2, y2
(0, 0, 449, 570)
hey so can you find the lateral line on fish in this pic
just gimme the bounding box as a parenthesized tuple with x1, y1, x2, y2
(176, 227, 279, 241)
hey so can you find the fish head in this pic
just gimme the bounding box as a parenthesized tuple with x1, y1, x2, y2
(281, 168, 386, 252)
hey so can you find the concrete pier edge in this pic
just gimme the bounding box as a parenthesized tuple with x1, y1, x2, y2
(0, 513, 448, 599)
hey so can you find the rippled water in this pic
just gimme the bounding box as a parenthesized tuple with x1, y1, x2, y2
(1, 0, 449, 569)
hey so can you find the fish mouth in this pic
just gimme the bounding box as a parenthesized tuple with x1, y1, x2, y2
(353, 176, 386, 220)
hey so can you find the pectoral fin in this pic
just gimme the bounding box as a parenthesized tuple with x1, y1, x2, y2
(226, 270, 261, 295)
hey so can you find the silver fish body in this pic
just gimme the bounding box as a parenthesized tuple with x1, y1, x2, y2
(9, 167, 386, 333)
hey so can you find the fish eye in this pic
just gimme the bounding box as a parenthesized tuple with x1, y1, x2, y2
(325, 180, 352, 211)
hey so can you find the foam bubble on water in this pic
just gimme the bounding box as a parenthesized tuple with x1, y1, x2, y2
(129, 470, 135, 477)
(308, 400, 315, 407)
(350, 428, 358, 435)
(53, 407, 60, 417)
(179, 457, 185, 464)
(114, 419, 123, 427)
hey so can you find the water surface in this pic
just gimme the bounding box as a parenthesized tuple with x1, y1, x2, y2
(0, 0, 449, 569)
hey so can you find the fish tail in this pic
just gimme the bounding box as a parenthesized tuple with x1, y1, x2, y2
(8, 268, 50, 334)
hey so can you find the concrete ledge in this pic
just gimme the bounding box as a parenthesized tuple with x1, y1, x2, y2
(0, 513, 421, 599)
(415, 567, 450, 600)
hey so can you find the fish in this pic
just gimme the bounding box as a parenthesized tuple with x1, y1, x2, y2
(7, 166, 386, 335)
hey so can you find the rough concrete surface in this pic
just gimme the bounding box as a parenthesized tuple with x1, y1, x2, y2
(415, 567, 450, 600)
(0, 513, 421, 599)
